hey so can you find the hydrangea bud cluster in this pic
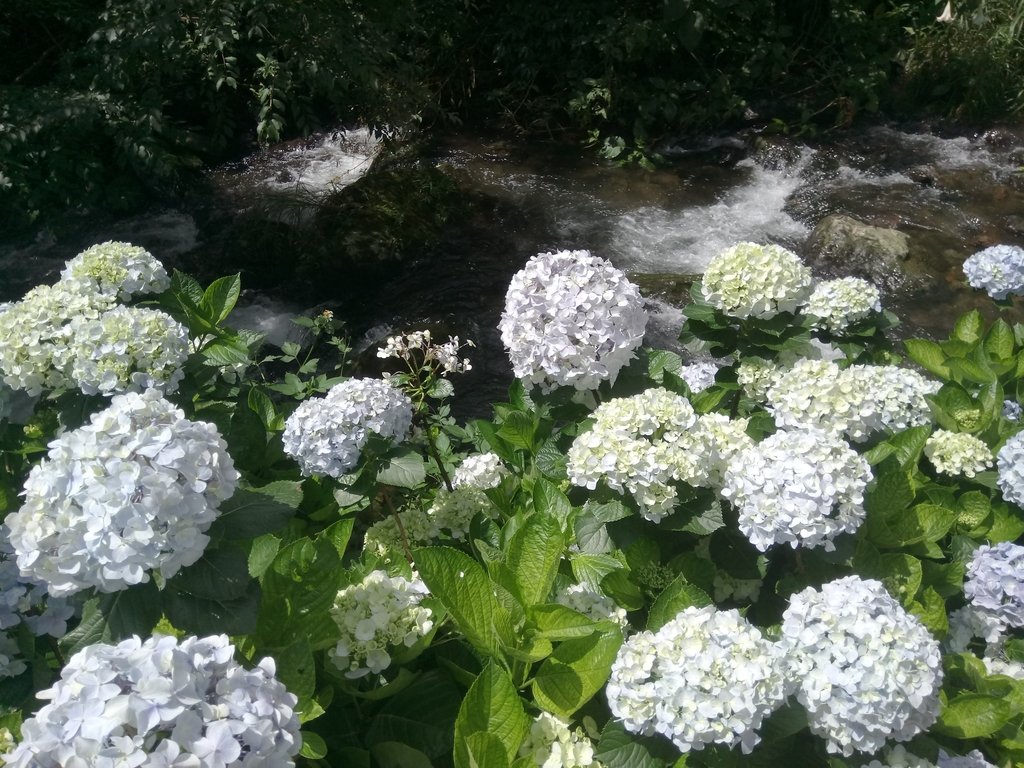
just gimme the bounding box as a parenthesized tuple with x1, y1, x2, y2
(964, 542, 1024, 634)
(57, 306, 189, 395)
(554, 583, 629, 628)
(996, 431, 1024, 507)
(499, 250, 648, 392)
(924, 430, 993, 477)
(722, 428, 871, 552)
(938, 751, 998, 768)
(59, 241, 171, 300)
(2, 634, 301, 768)
(282, 378, 413, 477)
(607, 606, 787, 754)
(452, 452, 507, 489)
(678, 361, 718, 393)
(860, 746, 938, 768)
(0, 283, 113, 394)
(329, 570, 434, 678)
(6, 390, 238, 596)
(700, 242, 813, 319)
(377, 329, 474, 375)
(567, 388, 701, 521)
(804, 277, 882, 332)
(780, 576, 943, 756)
(963, 244, 1024, 300)
(518, 712, 604, 768)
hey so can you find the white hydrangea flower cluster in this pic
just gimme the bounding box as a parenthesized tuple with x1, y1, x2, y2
(737, 356, 784, 401)
(518, 712, 604, 768)
(567, 388, 700, 522)
(59, 241, 171, 301)
(722, 428, 871, 552)
(452, 452, 507, 489)
(946, 605, 1006, 652)
(2, 633, 301, 768)
(377, 329, 474, 375)
(938, 750, 998, 768)
(1004, 400, 1022, 421)
(57, 306, 189, 395)
(0, 538, 74, 640)
(843, 365, 940, 440)
(329, 570, 434, 678)
(554, 583, 629, 629)
(996, 431, 1024, 507)
(780, 576, 943, 756)
(282, 378, 413, 477)
(607, 605, 787, 754)
(6, 389, 238, 596)
(689, 413, 754, 489)
(860, 745, 937, 768)
(804, 277, 882, 332)
(964, 542, 1024, 634)
(0, 283, 113, 395)
(678, 361, 718, 393)
(981, 654, 1024, 680)
(963, 244, 1024, 300)
(499, 250, 648, 392)
(700, 242, 813, 319)
(924, 429, 993, 477)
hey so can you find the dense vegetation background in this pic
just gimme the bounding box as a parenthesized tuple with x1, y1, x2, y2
(1, 0, 1023, 229)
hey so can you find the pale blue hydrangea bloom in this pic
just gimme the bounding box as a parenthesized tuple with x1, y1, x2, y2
(937, 750, 998, 768)
(1004, 400, 1022, 421)
(860, 745, 937, 768)
(964, 542, 1024, 632)
(963, 244, 1024, 300)
(997, 431, 1024, 507)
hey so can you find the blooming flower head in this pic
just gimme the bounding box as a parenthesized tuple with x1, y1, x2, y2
(841, 365, 939, 442)
(606, 605, 788, 754)
(804, 277, 882, 332)
(329, 570, 434, 678)
(2, 634, 300, 768)
(60, 241, 171, 301)
(780, 576, 943, 756)
(1004, 400, 1022, 421)
(924, 429, 993, 478)
(0, 533, 74, 639)
(554, 583, 629, 629)
(964, 542, 1024, 633)
(700, 242, 813, 319)
(499, 250, 647, 392)
(377, 329, 474, 375)
(452, 452, 507, 490)
(518, 712, 604, 768)
(678, 361, 718, 393)
(722, 428, 871, 552)
(997, 431, 1024, 507)
(5, 389, 238, 596)
(58, 306, 189, 395)
(963, 244, 1024, 300)
(937, 750, 998, 768)
(282, 378, 413, 477)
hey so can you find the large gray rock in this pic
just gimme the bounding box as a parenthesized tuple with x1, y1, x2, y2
(806, 214, 911, 289)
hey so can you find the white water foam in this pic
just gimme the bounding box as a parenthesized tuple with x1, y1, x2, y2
(255, 127, 381, 195)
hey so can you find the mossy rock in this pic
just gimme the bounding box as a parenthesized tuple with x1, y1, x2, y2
(629, 273, 699, 306)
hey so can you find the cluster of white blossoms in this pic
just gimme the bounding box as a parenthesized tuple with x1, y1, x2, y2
(452, 452, 507, 489)
(377, 329, 474, 375)
(554, 583, 629, 628)
(1004, 400, 1022, 421)
(946, 605, 1006, 652)
(518, 712, 604, 768)
(329, 570, 434, 678)
(924, 429, 993, 477)
(58, 306, 189, 395)
(843, 365, 940, 440)
(964, 542, 1024, 634)
(6, 390, 238, 596)
(59, 241, 171, 301)
(767, 359, 856, 434)
(963, 244, 1024, 300)
(607, 605, 788, 754)
(690, 413, 754, 488)
(567, 388, 700, 522)
(737, 356, 783, 400)
(3, 634, 301, 768)
(996, 431, 1024, 507)
(804, 277, 882, 332)
(780, 576, 943, 756)
(722, 428, 871, 552)
(499, 250, 648, 392)
(700, 242, 813, 319)
(678, 361, 718, 393)
(282, 378, 413, 477)
(937, 751, 998, 768)
(0, 538, 74, 644)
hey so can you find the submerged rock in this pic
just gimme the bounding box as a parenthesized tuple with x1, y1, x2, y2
(806, 214, 911, 289)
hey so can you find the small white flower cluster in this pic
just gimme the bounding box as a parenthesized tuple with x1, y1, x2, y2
(554, 583, 629, 628)
(996, 431, 1024, 507)
(946, 605, 1006, 652)
(924, 429, 993, 478)
(700, 242, 813, 319)
(964, 542, 1024, 634)
(963, 244, 1024, 300)
(737, 356, 783, 401)
(282, 378, 413, 477)
(767, 359, 857, 434)
(981, 654, 1024, 680)
(329, 570, 434, 678)
(377, 329, 474, 375)
(804, 277, 882, 332)
(1004, 400, 1022, 421)
(58, 306, 189, 395)
(518, 712, 604, 768)
(6, 390, 238, 596)
(59, 241, 170, 301)
(843, 365, 940, 440)
(938, 750, 998, 768)
(499, 250, 648, 392)
(722, 428, 871, 552)
(567, 388, 699, 522)
(452, 452, 507, 489)
(780, 576, 943, 756)
(2, 634, 301, 768)
(691, 413, 754, 488)
(677, 361, 718, 393)
(607, 605, 787, 754)
(860, 745, 937, 768)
